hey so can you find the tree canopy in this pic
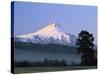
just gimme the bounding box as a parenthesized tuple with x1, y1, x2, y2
(76, 30, 97, 66)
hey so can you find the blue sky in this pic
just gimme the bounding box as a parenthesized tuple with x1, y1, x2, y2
(13, 1, 97, 44)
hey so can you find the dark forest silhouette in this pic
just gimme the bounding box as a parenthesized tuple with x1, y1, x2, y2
(14, 59, 68, 67)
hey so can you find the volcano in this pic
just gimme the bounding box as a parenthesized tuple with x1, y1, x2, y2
(15, 23, 77, 46)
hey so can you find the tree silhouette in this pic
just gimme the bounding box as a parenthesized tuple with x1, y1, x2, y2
(15, 59, 68, 67)
(76, 30, 97, 66)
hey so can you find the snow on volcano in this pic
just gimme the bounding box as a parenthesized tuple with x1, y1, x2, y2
(15, 23, 77, 46)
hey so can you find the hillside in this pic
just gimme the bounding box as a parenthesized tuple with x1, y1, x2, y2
(15, 42, 77, 53)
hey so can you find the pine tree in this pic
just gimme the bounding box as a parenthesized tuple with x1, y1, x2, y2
(76, 30, 97, 66)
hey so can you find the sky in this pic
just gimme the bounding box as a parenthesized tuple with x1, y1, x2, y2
(13, 1, 97, 44)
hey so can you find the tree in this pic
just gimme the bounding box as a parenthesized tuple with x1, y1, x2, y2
(76, 30, 97, 66)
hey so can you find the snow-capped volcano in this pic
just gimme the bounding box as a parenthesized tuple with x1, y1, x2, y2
(15, 23, 77, 46)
